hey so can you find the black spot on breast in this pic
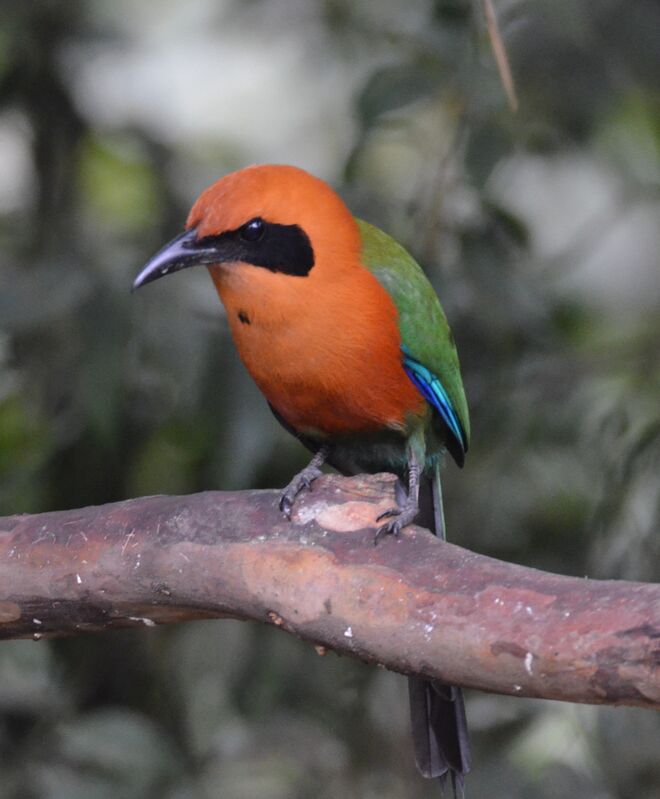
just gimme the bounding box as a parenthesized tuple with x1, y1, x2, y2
(238, 310, 250, 325)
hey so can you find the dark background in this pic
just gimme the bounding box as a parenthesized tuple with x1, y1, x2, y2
(1, 1, 659, 797)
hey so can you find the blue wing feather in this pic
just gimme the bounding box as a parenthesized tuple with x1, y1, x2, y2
(402, 349, 467, 456)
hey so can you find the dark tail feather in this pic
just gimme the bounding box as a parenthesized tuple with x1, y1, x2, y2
(408, 468, 471, 793)
(408, 678, 470, 792)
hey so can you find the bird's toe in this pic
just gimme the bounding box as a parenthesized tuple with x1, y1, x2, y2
(376, 506, 401, 522)
(279, 465, 323, 519)
(374, 519, 402, 544)
(373, 500, 419, 544)
(278, 493, 294, 519)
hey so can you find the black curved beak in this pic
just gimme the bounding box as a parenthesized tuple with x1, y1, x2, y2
(132, 228, 223, 291)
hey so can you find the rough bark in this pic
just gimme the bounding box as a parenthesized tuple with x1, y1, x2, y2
(0, 474, 658, 708)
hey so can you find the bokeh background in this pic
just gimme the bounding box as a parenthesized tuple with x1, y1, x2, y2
(1, 1, 659, 797)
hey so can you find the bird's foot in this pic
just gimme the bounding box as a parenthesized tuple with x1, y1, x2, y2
(374, 497, 419, 544)
(279, 464, 324, 519)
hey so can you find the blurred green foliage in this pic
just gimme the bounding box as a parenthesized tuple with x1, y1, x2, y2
(1, 1, 659, 797)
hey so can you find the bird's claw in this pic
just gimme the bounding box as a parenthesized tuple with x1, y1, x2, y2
(279, 465, 323, 519)
(373, 503, 418, 545)
(278, 494, 294, 519)
(376, 507, 400, 522)
(374, 517, 403, 544)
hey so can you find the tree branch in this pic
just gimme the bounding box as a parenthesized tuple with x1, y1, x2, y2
(1, 474, 658, 708)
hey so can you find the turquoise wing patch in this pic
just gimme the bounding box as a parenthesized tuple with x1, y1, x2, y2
(403, 347, 468, 457)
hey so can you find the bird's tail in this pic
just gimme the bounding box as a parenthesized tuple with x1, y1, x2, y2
(408, 464, 471, 795)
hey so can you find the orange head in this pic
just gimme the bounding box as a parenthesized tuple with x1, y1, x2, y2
(133, 164, 362, 289)
(133, 164, 425, 437)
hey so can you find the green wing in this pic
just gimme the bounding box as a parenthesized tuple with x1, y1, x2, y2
(356, 218, 470, 450)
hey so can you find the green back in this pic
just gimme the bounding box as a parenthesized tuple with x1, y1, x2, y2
(356, 218, 470, 445)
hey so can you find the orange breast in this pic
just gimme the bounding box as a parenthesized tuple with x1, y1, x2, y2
(208, 261, 425, 437)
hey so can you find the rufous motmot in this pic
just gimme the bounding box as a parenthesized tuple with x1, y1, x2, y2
(134, 164, 471, 792)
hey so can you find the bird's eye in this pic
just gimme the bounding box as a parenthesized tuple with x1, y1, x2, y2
(240, 218, 265, 242)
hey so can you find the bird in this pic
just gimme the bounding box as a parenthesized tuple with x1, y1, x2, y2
(133, 164, 471, 793)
